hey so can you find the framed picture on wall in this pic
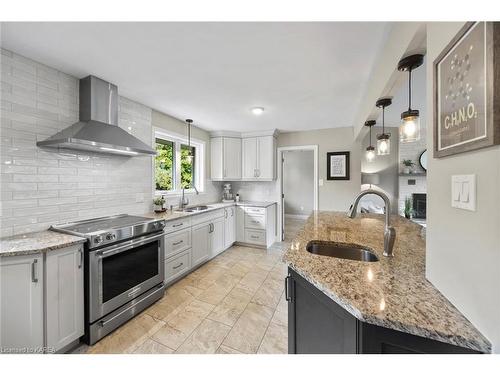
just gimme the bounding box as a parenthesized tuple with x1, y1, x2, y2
(327, 151, 350, 180)
(433, 21, 500, 158)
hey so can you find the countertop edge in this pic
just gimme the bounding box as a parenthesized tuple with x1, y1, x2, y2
(0, 235, 87, 257)
(284, 250, 491, 354)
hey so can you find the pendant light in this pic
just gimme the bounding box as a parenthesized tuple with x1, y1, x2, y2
(185, 119, 194, 163)
(376, 98, 392, 155)
(398, 54, 423, 143)
(364, 120, 376, 162)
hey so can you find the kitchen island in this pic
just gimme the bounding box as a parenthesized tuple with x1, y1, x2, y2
(283, 211, 491, 354)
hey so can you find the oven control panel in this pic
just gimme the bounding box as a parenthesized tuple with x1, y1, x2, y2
(89, 219, 166, 249)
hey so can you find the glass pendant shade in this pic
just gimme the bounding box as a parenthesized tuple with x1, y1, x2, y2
(400, 110, 420, 143)
(377, 134, 391, 155)
(366, 146, 376, 162)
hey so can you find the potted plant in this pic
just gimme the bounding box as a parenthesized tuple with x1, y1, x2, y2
(153, 196, 166, 213)
(402, 159, 415, 174)
(404, 197, 413, 219)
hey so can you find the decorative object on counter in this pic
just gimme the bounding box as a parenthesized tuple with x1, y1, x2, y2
(404, 196, 413, 219)
(153, 196, 166, 213)
(375, 97, 392, 155)
(235, 193, 240, 202)
(419, 149, 428, 171)
(222, 183, 234, 202)
(402, 159, 415, 174)
(434, 22, 500, 158)
(327, 151, 350, 180)
(364, 120, 376, 162)
(398, 54, 424, 143)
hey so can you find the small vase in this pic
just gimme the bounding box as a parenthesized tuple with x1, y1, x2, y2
(403, 167, 410, 174)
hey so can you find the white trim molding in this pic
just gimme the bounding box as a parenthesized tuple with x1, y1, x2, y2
(277, 144, 319, 241)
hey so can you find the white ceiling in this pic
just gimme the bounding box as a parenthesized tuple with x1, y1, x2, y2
(1, 22, 389, 132)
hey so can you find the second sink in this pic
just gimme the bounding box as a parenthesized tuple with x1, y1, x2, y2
(306, 240, 379, 262)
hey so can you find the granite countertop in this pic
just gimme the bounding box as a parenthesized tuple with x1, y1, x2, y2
(1, 201, 276, 257)
(0, 231, 86, 257)
(283, 211, 491, 353)
(149, 200, 276, 220)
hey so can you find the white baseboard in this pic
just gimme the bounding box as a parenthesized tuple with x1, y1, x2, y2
(284, 214, 309, 220)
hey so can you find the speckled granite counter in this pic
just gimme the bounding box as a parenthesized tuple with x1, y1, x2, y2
(0, 231, 86, 257)
(283, 211, 491, 353)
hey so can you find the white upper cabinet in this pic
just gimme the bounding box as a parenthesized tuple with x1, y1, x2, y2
(242, 135, 276, 180)
(0, 253, 44, 351)
(242, 137, 258, 179)
(210, 136, 241, 180)
(256, 136, 275, 180)
(45, 245, 84, 352)
(211, 130, 277, 182)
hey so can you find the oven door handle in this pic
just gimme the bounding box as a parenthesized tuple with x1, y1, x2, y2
(95, 232, 164, 258)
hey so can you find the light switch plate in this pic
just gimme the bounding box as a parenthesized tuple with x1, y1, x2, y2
(451, 174, 476, 211)
(319, 179, 324, 186)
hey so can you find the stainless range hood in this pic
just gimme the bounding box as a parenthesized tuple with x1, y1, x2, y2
(37, 75, 156, 156)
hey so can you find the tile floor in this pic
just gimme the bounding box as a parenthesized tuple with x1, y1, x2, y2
(72, 219, 304, 355)
(72, 244, 288, 354)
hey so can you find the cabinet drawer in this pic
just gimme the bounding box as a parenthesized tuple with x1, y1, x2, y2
(164, 228, 191, 259)
(244, 229, 266, 245)
(191, 208, 225, 226)
(242, 206, 265, 215)
(164, 218, 191, 235)
(245, 213, 265, 230)
(165, 249, 191, 284)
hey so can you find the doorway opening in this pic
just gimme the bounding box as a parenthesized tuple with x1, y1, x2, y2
(277, 145, 318, 242)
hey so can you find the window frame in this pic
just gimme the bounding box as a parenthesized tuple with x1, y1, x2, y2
(153, 127, 205, 197)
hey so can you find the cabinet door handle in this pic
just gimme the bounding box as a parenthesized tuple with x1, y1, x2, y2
(172, 223, 183, 228)
(231, 208, 234, 217)
(173, 240, 184, 246)
(78, 248, 83, 269)
(173, 262, 184, 270)
(225, 210, 228, 219)
(31, 259, 38, 283)
(285, 275, 292, 302)
(257, 169, 260, 177)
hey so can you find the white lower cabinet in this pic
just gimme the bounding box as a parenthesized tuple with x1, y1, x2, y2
(165, 249, 192, 284)
(0, 253, 44, 352)
(192, 222, 211, 267)
(210, 217, 225, 258)
(236, 204, 276, 248)
(224, 206, 236, 249)
(46, 245, 84, 352)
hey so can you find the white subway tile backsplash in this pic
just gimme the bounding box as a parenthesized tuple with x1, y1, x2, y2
(1, 47, 154, 236)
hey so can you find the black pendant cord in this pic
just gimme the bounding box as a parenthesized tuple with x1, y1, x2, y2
(382, 106, 385, 135)
(369, 125, 372, 147)
(408, 69, 412, 111)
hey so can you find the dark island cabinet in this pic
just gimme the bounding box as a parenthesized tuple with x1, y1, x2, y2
(286, 268, 482, 354)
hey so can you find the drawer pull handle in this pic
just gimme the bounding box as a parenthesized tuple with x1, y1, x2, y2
(250, 235, 259, 239)
(173, 240, 184, 246)
(173, 262, 184, 270)
(172, 223, 183, 227)
(31, 259, 38, 283)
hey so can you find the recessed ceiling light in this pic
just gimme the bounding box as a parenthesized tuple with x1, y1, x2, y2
(251, 107, 265, 115)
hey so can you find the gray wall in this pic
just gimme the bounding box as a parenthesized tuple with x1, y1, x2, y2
(278, 127, 361, 212)
(0, 49, 153, 237)
(361, 126, 399, 213)
(283, 149, 314, 216)
(426, 22, 500, 353)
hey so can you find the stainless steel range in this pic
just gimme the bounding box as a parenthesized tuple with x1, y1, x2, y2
(51, 214, 166, 345)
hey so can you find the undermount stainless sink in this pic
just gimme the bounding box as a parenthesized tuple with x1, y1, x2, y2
(306, 240, 379, 262)
(177, 205, 210, 213)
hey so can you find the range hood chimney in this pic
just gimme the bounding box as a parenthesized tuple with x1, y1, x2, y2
(36, 75, 156, 156)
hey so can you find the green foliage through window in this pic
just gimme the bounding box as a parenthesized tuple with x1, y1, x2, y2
(181, 144, 195, 189)
(155, 139, 174, 190)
